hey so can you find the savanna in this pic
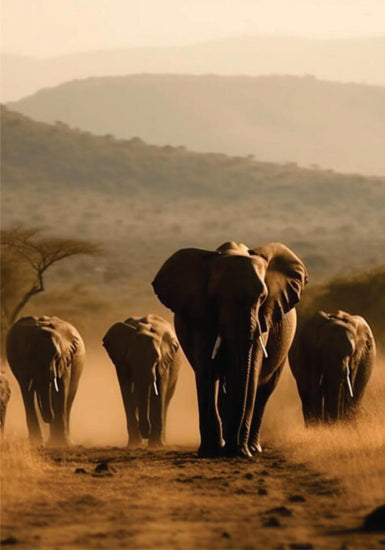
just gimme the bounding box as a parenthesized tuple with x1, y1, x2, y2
(1, 108, 385, 549)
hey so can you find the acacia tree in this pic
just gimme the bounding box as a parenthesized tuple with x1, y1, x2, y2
(1, 227, 101, 353)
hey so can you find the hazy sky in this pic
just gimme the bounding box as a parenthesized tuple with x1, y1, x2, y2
(2, 0, 385, 57)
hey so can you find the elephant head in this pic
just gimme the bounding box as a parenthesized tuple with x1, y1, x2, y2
(20, 326, 58, 423)
(307, 310, 375, 421)
(25, 318, 78, 423)
(103, 316, 179, 440)
(6, 315, 85, 447)
(152, 241, 307, 456)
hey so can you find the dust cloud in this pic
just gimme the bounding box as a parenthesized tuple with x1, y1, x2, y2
(4, 343, 385, 508)
(5, 346, 200, 448)
(5, 349, 384, 454)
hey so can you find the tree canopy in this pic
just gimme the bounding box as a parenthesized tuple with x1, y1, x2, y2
(1, 226, 101, 355)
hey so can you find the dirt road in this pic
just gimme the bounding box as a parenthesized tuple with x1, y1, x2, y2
(2, 445, 384, 550)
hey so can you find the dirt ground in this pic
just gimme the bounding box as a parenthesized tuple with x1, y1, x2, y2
(2, 348, 385, 550)
(2, 442, 385, 550)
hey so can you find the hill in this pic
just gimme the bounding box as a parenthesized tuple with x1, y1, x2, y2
(2, 35, 385, 102)
(2, 104, 384, 282)
(9, 74, 385, 175)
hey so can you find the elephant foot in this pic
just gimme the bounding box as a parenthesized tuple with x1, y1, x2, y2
(128, 438, 143, 449)
(249, 442, 263, 454)
(47, 435, 71, 448)
(221, 444, 253, 459)
(198, 443, 222, 458)
(139, 420, 150, 439)
(249, 435, 263, 455)
(236, 445, 253, 459)
(29, 435, 44, 447)
(148, 438, 165, 449)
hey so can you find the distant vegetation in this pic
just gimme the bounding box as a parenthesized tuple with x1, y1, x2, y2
(2, 107, 384, 346)
(299, 267, 385, 353)
(9, 74, 385, 175)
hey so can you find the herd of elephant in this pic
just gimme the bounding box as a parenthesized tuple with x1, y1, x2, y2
(0, 241, 377, 458)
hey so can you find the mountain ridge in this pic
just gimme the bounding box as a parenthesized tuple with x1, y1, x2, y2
(10, 74, 385, 176)
(3, 34, 385, 101)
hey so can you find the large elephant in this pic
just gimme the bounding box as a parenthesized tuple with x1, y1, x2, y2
(6, 316, 85, 446)
(103, 314, 181, 448)
(289, 310, 376, 424)
(152, 241, 308, 457)
(0, 372, 11, 437)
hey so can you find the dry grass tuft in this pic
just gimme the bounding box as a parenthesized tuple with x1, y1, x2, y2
(264, 357, 385, 507)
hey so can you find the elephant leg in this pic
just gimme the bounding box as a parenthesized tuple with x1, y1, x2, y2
(65, 359, 83, 434)
(195, 370, 223, 458)
(248, 363, 285, 454)
(300, 391, 319, 426)
(295, 379, 322, 425)
(126, 402, 142, 447)
(65, 383, 77, 438)
(49, 378, 70, 447)
(163, 375, 178, 425)
(117, 374, 141, 447)
(150, 372, 179, 448)
(174, 317, 222, 457)
(20, 386, 43, 446)
(149, 387, 166, 448)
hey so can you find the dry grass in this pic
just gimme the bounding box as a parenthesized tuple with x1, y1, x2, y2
(1, 439, 52, 522)
(264, 357, 385, 508)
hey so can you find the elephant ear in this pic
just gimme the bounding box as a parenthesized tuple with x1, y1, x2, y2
(350, 314, 376, 361)
(103, 322, 134, 366)
(152, 248, 217, 321)
(252, 242, 308, 333)
(38, 325, 70, 378)
(43, 318, 82, 378)
(158, 331, 179, 376)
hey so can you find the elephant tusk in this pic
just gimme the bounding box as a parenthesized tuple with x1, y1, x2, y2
(319, 373, 324, 386)
(346, 367, 354, 398)
(259, 335, 268, 358)
(153, 379, 159, 396)
(211, 335, 222, 360)
(28, 379, 33, 392)
(53, 377, 59, 392)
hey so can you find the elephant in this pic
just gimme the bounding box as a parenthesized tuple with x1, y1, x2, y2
(103, 314, 181, 448)
(152, 241, 308, 458)
(289, 310, 376, 424)
(0, 372, 11, 437)
(6, 315, 85, 446)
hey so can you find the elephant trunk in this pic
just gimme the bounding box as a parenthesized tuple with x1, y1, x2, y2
(37, 378, 54, 423)
(323, 354, 353, 421)
(324, 377, 343, 422)
(237, 338, 259, 457)
(226, 304, 259, 457)
(138, 384, 151, 439)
